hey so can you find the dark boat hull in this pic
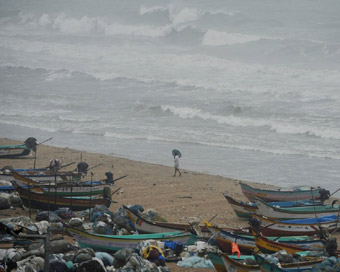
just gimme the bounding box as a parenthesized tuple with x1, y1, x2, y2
(14, 182, 111, 211)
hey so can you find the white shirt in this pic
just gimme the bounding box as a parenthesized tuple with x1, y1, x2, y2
(174, 155, 179, 168)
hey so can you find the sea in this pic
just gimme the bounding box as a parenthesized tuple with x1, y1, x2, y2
(1, 0, 340, 196)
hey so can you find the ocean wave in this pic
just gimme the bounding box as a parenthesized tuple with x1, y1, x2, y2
(45, 69, 72, 81)
(160, 105, 340, 140)
(270, 122, 340, 140)
(0, 119, 58, 133)
(202, 30, 274, 46)
(0, 109, 70, 119)
(104, 128, 340, 161)
(139, 5, 169, 16)
(18, 12, 175, 38)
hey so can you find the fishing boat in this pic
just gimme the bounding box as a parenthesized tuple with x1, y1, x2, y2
(0, 143, 31, 158)
(252, 229, 326, 255)
(66, 226, 192, 252)
(12, 172, 107, 197)
(250, 214, 340, 237)
(220, 253, 260, 272)
(240, 182, 324, 202)
(0, 169, 78, 182)
(254, 197, 340, 220)
(204, 222, 323, 255)
(123, 205, 248, 238)
(218, 251, 324, 272)
(253, 253, 324, 272)
(223, 193, 323, 219)
(12, 181, 112, 211)
(206, 251, 227, 272)
(223, 193, 257, 219)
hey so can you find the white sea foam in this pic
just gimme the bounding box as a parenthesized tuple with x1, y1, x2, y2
(139, 5, 169, 16)
(45, 69, 72, 81)
(20, 12, 174, 38)
(202, 29, 271, 46)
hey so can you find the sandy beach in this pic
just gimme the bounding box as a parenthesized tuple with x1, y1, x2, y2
(1, 137, 337, 272)
(0, 138, 258, 228)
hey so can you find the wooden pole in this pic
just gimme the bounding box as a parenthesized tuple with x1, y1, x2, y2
(47, 178, 51, 219)
(311, 188, 318, 219)
(28, 184, 32, 219)
(89, 172, 93, 220)
(33, 150, 37, 170)
(54, 172, 57, 208)
(43, 231, 51, 272)
(70, 183, 73, 211)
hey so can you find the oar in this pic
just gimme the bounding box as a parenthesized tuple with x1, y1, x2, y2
(37, 137, 53, 145)
(59, 162, 75, 170)
(113, 175, 128, 182)
(42, 161, 75, 170)
(87, 163, 103, 171)
(207, 214, 218, 223)
(110, 186, 122, 197)
(330, 187, 340, 198)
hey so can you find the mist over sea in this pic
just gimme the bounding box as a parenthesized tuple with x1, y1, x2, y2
(1, 0, 340, 196)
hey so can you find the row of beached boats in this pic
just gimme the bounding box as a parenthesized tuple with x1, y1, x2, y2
(210, 182, 340, 272)
(0, 167, 119, 211)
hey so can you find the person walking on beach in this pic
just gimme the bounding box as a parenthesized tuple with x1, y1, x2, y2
(174, 154, 182, 177)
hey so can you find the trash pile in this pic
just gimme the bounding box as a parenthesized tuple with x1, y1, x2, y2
(0, 204, 218, 271)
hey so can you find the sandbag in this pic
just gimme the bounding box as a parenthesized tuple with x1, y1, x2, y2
(128, 253, 145, 270)
(49, 260, 69, 272)
(73, 248, 95, 263)
(9, 194, 22, 207)
(16, 256, 44, 272)
(54, 208, 76, 220)
(35, 211, 62, 223)
(50, 240, 72, 254)
(0, 197, 10, 210)
(69, 218, 84, 228)
(93, 221, 112, 235)
(49, 222, 64, 233)
(95, 252, 114, 266)
(75, 258, 106, 272)
(114, 248, 133, 263)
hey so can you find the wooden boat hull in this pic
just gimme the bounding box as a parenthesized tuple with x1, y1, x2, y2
(223, 193, 325, 220)
(207, 252, 227, 272)
(124, 205, 220, 237)
(255, 198, 340, 220)
(223, 193, 257, 219)
(221, 253, 260, 272)
(223, 253, 323, 272)
(252, 229, 325, 255)
(0, 144, 30, 158)
(205, 222, 325, 255)
(254, 254, 322, 272)
(13, 181, 111, 211)
(13, 172, 106, 197)
(252, 214, 340, 236)
(66, 227, 192, 252)
(1, 170, 77, 182)
(240, 182, 322, 202)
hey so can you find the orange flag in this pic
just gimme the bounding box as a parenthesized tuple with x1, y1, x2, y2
(231, 242, 241, 258)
